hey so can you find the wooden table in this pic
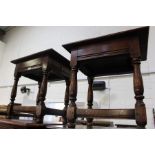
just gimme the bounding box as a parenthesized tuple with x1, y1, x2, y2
(7, 49, 70, 124)
(63, 26, 149, 128)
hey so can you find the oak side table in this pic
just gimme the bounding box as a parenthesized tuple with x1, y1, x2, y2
(63, 27, 149, 128)
(7, 49, 70, 124)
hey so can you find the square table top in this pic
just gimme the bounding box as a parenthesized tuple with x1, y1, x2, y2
(11, 48, 70, 82)
(11, 48, 70, 66)
(63, 27, 149, 77)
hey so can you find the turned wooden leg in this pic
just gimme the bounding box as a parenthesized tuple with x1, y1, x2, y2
(36, 82, 41, 105)
(36, 70, 48, 123)
(7, 73, 21, 119)
(33, 82, 41, 120)
(63, 79, 70, 125)
(67, 66, 78, 128)
(87, 77, 94, 128)
(132, 58, 147, 128)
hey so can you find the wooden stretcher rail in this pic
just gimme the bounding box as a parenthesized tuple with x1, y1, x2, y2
(45, 107, 65, 116)
(0, 105, 35, 115)
(76, 120, 114, 127)
(0, 110, 34, 118)
(0, 104, 65, 117)
(1, 105, 135, 121)
(13, 105, 36, 114)
(0, 105, 7, 112)
(115, 124, 139, 128)
(76, 109, 135, 119)
(13, 106, 65, 116)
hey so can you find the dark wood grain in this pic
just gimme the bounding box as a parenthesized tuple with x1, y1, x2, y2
(77, 109, 135, 119)
(87, 77, 94, 126)
(63, 27, 149, 128)
(132, 58, 147, 127)
(7, 49, 70, 123)
(62, 79, 70, 125)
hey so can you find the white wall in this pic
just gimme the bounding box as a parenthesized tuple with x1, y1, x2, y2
(0, 26, 155, 128)
(0, 41, 5, 70)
